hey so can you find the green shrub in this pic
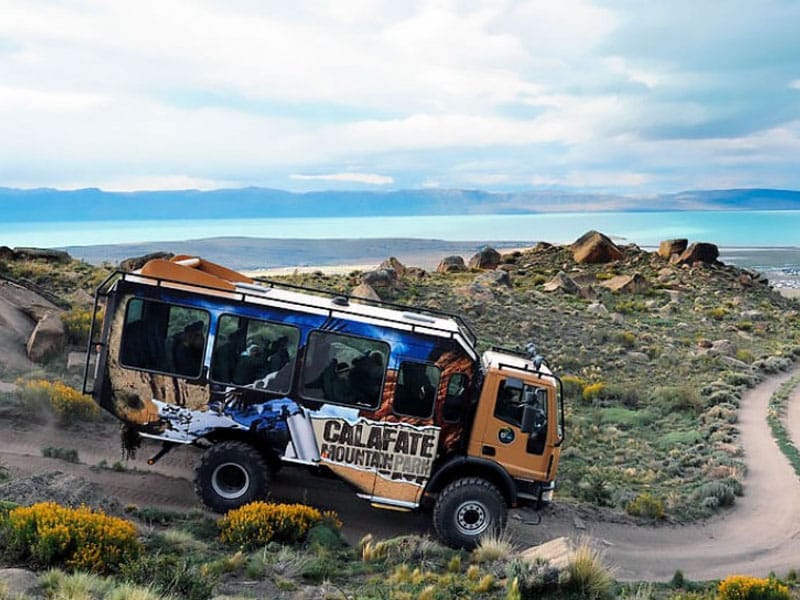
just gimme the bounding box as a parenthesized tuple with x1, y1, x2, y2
(120, 553, 216, 600)
(717, 575, 790, 600)
(563, 542, 615, 600)
(561, 375, 586, 402)
(41, 446, 80, 463)
(650, 385, 703, 415)
(692, 480, 738, 509)
(2, 501, 140, 574)
(625, 493, 665, 519)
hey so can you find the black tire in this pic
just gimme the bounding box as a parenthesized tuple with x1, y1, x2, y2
(433, 477, 507, 548)
(194, 440, 271, 513)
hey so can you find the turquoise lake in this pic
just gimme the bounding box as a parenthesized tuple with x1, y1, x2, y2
(3, 210, 800, 249)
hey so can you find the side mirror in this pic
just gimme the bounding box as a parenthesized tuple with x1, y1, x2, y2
(521, 404, 546, 434)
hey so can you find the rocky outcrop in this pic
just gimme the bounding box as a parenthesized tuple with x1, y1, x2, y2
(677, 243, 719, 265)
(0, 569, 39, 599)
(351, 282, 382, 302)
(658, 239, 688, 260)
(361, 268, 398, 289)
(543, 271, 580, 294)
(600, 273, 650, 294)
(26, 311, 66, 362)
(437, 256, 467, 273)
(119, 252, 175, 272)
(572, 230, 624, 264)
(379, 257, 406, 278)
(1, 247, 71, 262)
(468, 247, 501, 270)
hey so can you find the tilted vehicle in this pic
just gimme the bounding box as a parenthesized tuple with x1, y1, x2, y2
(84, 256, 565, 547)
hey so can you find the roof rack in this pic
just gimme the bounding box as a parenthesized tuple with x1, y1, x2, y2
(100, 269, 478, 355)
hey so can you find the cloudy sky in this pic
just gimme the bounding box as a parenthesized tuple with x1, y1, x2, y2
(1, 0, 799, 194)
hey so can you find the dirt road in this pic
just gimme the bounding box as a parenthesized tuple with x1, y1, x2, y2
(2, 366, 800, 580)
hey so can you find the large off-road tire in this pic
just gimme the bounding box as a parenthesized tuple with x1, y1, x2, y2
(194, 441, 271, 513)
(433, 477, 507, 548)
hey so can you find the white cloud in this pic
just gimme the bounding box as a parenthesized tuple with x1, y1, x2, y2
(791, 80, 800, 90)
(0, 85, 107, 111)
(290, 172, 394, 185)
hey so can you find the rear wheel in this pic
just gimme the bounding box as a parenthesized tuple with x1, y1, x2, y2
(194, 440, 270, 512)
(433, 477, 507, 548)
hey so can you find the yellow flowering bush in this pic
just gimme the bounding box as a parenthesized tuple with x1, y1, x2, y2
(62, 305, 103, 345)
(219, 501, 341, 547)
(717, 575, 790, 600)
(3, 502, 140, 574)
(582, 382, 607, 403)
(16, 379, 99, 424)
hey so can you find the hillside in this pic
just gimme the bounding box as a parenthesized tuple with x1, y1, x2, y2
(2, 233, 800, 596)
(3, 186, 800, 222)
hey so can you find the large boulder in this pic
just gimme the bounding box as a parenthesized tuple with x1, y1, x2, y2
(0, 569, 39, 599)
(468, 247, 501, 270)
(379, 257, 407, 278)
(520, 536, 575, 569)
(26, 311, 67, 362)
(119, 252, 175, 272)
(600, 273, 650, 294)
(361, 268, 398, 289)
(543, 271, 580, 294)
(658, 239, 688, 260)
(678, 242, 719, 265)
(572, 231, 624, 264)
(437, 256, 467, 273)
(351, 282, 382, 302)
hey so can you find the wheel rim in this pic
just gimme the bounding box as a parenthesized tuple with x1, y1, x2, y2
(211, 462, 250, 500)
(454, 499, 490, 536)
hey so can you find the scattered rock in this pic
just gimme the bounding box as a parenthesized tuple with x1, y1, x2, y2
(474, 270, 511, 288)
(572, 230, 624, 264)
(9, 247, 71, 262)
(610, 313, 625, 324)
(520, 536, 575, 569)
(627, 351, 650, 362)
(658, 239, 688, 259)
(0, 568, 40, 598)
(405, 266, 428, 279)
(587, 302, 608, 315)
(119, 252, 175, 272)
(379, 257, 406, 278)
(711, 339, 737, 357)
(677, 242, 719, 265)
(741, 309, 765, 320)
(26, 311, 66, 362)
(600, 273, 650, 294)
(468, 247, 502, 270)
(361, 268, 398, 289)
(351, 282, 381, 302)
(543, 272, 580, 294)
(436, 256, 467, 273)
(0, 471, 117, 511)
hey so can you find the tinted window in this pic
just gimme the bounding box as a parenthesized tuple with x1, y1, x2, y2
(120, 298, 209, 379)
(393, 362, 440, 419)
(442, 373, 469, 422)
(300, 331, 388, 409)
(210, 314, 300, 394)
(494, 379, 548, 429)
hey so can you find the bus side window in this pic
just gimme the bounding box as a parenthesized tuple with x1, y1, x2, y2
(442, 373, 469, 422)
(300, 331, 388, 409)
(394, 362, 440, 419)
(210, 314, 299, 394)
(119, 298, 209, 379)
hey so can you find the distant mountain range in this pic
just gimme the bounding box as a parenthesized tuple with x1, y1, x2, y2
(2, 187, 800, 222)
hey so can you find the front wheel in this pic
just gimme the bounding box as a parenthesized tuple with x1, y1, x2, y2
(194, 440, 271, 512)
(433, 477, 507, 548)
